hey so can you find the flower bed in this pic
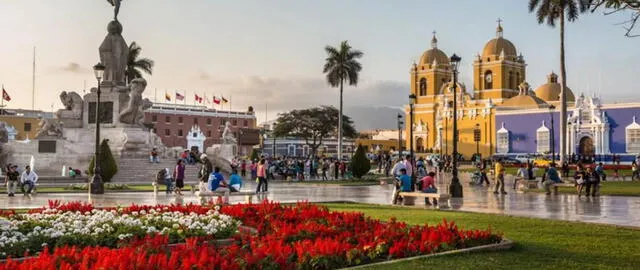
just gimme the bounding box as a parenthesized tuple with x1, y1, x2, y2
(0, 200, 239, 259)
(0, 201, 502, 269)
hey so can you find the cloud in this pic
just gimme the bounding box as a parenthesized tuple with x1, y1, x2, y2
(56, 62, 87, 73)
(200, 75, 408, 129)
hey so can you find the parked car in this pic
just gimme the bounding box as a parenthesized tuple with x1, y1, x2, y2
(533, 157, 552, 167)
(514, 154, 530, 164)
(500, 157, 521, 165)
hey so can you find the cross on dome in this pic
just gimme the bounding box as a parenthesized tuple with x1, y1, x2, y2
(496, 18, 504, 38)
(431, 30, 438, 49)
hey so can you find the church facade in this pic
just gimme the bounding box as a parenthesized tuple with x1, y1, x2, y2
(406, 22, 640, 159)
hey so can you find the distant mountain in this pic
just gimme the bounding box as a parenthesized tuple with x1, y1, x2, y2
(344, 106, 403, 131)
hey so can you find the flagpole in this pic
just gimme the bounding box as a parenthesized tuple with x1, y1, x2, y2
(183, 90, 187, 105)
(154, 88, 157, 103)
(1, 84, 4, 114)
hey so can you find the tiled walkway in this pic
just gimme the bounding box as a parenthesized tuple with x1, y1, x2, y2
(1, 180, 638, 228)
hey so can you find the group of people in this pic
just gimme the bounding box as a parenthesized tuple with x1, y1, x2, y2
(390, 155, 440, 206)
(3, 164, 38, 196)
(233, 156, 350, 182)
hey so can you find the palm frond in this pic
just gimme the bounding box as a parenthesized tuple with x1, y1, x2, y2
(126, 41, 154, 82)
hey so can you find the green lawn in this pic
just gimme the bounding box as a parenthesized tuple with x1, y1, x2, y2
(325, 203, 640, 269)
(527, 181, 640, 196)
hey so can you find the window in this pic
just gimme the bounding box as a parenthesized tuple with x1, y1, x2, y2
(24, 122, 32, 132)
(178, 117, 183, 124)
(164, 129, 170, 136)
(232, 119, 237, 126)
(536, 121, 551, 153)
(194, 118, 198, 124)
(508, 71, 514, 89)
(243, 120, 248, 127)
(484, 71, 493, 90)
(178, 129, 183, 137)
(626, 116, 640, 153)
(496, 122, 509, 154)
(165, 116, 171, 123)
(151, 115, 157, 122)
(419, 78, 427, 96)
(207, 130, 212, 137)
(207, 118, 212, 125)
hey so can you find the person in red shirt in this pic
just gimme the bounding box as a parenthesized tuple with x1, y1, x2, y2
(420, 171, 438, 206)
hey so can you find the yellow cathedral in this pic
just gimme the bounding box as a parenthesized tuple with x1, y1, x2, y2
(405, 22, 529, 158)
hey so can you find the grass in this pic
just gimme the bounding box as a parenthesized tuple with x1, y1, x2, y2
(526, 181, 640, 196)
(324, 203, 640, 269)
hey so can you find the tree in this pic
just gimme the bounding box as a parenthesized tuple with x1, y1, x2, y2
(323, 41, 363, 160)
(273, 106, 357, 157)
(529, 0, 589, 163)
(589, 0, 640, 37)
(350, 144, 371, 179)
(88, 139, 118, 182)
(126, 41, 154, 84)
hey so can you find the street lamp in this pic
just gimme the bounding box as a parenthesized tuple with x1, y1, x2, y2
(397, 113, 403, 152)
(449, 53, 463, 198)
(438, 127, 443, 155)
(549, 105, 556, 165)
(474, 123, 481, 160)
(90, 62, 105, 194)
(409, 93, 417, 190)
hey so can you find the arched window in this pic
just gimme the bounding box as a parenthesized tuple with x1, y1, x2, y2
(508, 71, 514, 89)
(484, 71, 493, 90)
(419, 78, 427, 96)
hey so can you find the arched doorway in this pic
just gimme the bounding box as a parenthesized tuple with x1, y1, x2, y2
(416, 137, 424, 152)
(579, 136, 595, 156)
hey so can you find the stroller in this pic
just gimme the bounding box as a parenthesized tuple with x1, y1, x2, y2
(469, 169, 483, 185)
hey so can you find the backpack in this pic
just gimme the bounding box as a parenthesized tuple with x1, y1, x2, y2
(156, 169, 166, 181)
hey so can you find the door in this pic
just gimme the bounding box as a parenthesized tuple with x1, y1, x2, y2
(579, 136, 595, 156)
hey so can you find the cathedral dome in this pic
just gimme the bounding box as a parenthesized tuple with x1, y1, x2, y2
(419, 33, 450, 66)
(500, 82, 548, 109)
(481, 23, 517, 58)
(534, 72, 576, 102)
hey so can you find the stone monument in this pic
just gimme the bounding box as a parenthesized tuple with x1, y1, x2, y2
(205, 122, 238, 174)
(5, 1, 165, 175)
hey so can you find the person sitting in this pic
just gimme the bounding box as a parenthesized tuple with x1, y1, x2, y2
(149, 148, 160, 163)
(69, 167, 77, 178)
(229, 169, 243, 192)
(208, 167, 230, 203)
(420, 171, 438, 206)
(20, 165, 38, 195)
(393, 168, 413, 205)
(513, 164, 527, 190)
(543, 163, 562, 195)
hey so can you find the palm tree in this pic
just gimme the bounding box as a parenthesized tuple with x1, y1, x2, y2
(126, 41, 154, 84)
(323, 41, 363, 159)
(529, 0, 588, 162)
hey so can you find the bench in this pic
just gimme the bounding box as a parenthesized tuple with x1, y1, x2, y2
(196, 191, 260, 204)
(553, 183, 574, 188)
(525, 180, 539, 189)
(397, 192, 450, 208)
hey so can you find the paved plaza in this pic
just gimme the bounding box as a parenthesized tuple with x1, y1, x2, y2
(1, 179, 638, 228)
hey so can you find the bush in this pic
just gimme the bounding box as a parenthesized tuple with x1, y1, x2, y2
(250, 148, 260, 161)
(88, 139, 118, 182)
(350, 144, 371, 179)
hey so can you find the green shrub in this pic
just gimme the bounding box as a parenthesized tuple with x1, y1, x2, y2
(88, 139, 118, 182)
(350, 144, 371, 179)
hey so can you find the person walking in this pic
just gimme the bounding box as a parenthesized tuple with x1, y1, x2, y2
(198, 154, 213, 192)
(480, 159, 490, 186)
(173, 159, 185, 195)
(20, 165, 38, 195)
(493, 159, 506, 195)
(162, 168, 173, 195)
(240, 160, 247, 177)
(585, 166, 600, 197)
(5, 165, 20, 197)
(574, 165, 586, 197)
(256, 159, 268, 193)
(321, 159, 328, 180)
(632, 161, 638, 181)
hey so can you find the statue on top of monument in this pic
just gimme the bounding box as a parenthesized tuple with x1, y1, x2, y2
(106, 0, 122, 21)
(221, 121, 238, 145)
(56, 91, 83, 121)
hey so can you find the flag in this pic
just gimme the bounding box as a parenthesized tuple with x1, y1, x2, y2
(175, 92, 185, 101)
(2, 88, 10, 102)
(213, 96, 221, 104)
(165, 92, 171, 101)
(195, 94, 203, 103)
(221, 96, 228, 104)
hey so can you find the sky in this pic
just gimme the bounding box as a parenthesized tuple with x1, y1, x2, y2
(0, 0, 638, 130)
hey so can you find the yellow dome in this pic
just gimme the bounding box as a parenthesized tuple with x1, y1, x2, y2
(419, 32, 449, 66)
(481, 22, 517, 58)
(534, 72, 576, 102)
(500, 81, 548, 109)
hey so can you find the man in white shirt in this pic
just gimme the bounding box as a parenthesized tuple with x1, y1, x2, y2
(513, 164, 527, 190)
(20, 165, 38, 195)
(391, 158, 406, 178)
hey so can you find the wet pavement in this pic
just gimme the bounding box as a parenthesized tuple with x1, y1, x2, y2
(1, 179, 639, 228)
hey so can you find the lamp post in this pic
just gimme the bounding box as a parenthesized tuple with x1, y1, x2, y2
(409, 93, 417, 190)
(90, 62, 105, 195)
(397, 113, 403, 152)
(474, 123, 481, 160)
(449, 53, 463, 198)
(438, 127, 443, 155)
(549, 105, 556, 165)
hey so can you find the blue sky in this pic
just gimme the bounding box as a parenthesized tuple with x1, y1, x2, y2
(0, 0, 638, 128)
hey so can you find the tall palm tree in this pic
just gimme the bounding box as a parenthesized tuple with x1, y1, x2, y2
(126, 41, 154, 84)
(529, 0, 588, 162)
(323, 41, 363, 160)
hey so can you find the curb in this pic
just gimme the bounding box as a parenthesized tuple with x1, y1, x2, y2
(340, 238, 514, 269)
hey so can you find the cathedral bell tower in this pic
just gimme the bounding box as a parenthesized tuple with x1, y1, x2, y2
(410, 32, 452, 103)
(473, 21, 526, 102)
